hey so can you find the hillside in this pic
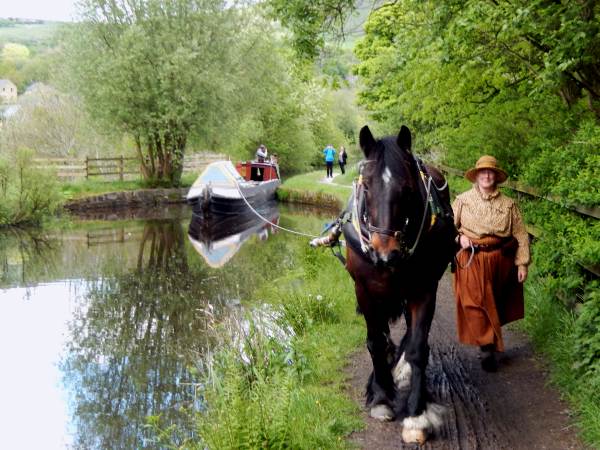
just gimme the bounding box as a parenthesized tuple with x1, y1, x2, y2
(0, 19, 63, 49)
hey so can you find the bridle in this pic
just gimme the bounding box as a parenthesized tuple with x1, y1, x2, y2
(353, 156, 437, 259)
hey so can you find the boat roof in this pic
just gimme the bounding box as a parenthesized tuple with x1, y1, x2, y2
(194, 160, 245, 188)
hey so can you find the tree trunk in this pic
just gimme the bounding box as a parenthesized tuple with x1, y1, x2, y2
(137, 128, 187, 187)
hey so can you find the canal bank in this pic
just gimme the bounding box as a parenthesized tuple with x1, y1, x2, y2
(62, 170, 352, 213)
(63, 187, 189, 212)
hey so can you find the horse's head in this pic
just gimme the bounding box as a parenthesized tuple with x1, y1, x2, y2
(358, 125, 423, 267)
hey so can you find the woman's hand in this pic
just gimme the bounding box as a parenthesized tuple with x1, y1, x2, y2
(518, 265, 528, 283)
(459, 234, 472, 249)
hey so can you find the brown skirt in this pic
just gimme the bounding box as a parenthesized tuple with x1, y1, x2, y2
(452, 236, 524, 352)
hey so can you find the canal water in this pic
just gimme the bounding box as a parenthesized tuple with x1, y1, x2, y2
(0, 204, 335, 450)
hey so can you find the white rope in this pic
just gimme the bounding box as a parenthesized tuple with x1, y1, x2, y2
(455, 243, 475, 269)
(233, 180, 322, 239)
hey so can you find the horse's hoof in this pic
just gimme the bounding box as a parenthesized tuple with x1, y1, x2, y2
(370, 404, 394, 421)
(402, 427, 427, 445)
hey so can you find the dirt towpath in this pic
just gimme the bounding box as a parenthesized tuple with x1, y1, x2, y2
(347, 273, 586, 450)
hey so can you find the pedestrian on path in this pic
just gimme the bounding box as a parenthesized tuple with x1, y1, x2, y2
(338, 146, 348, 175)
(452, 155, 530, 372)
(323, 144, 336, 178)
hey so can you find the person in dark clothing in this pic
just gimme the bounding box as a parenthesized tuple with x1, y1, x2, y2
(338, 146, 348, 175)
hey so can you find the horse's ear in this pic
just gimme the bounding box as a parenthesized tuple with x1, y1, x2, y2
(359, 126, 376, 157)
(397, 125, 412, 152)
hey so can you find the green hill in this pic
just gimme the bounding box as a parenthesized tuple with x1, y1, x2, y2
(0, 20, 63, 49)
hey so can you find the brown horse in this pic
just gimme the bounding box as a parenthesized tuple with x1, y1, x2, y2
(342, 125, 455, 444)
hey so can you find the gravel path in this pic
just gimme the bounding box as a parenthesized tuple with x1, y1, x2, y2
(346, 273, 586, 450)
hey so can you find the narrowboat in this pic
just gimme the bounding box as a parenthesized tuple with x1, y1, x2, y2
(186, 160, 280, 215)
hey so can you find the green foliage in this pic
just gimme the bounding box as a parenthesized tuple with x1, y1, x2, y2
(0, 148, 62, 226)
(519, 196, 600, 447)
(265, 0, 356, 59)
(196, 324, 299, 449)
(0, 83, 124, 157)
(352, 0, 600, 180)
(0, 39, 56, 91)
(280, 291, 341, 335)
(523, 119, 600, 207)
(573, 284, 600, 385)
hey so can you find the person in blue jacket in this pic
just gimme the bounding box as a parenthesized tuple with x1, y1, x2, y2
(323, 144, 336, 178)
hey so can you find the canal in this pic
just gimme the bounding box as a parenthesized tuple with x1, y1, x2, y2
(0, 203, 335, 449)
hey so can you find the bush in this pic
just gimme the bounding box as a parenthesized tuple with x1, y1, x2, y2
(280, 291, 341, 335)
(573, 283, 600, 392)
(0, 148, 62, 226)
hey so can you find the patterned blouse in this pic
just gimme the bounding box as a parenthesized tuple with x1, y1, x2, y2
(452, 186, 530, 266)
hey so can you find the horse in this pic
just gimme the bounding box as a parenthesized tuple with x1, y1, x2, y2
(342, 125, 456, 444)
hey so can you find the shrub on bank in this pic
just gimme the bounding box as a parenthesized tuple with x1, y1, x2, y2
(0, 148, 62, 226)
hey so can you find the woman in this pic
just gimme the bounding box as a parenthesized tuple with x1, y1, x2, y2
(323, 144, 336, 178)
(452, 155, 530, 372)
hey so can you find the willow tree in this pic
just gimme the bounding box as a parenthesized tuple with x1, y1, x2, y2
(65, 0, 246, 186)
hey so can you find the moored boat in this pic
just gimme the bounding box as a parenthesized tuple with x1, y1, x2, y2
(186, 160, 280, 216)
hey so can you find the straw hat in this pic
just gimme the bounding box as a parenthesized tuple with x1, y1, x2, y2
(465, 155, 508, 183)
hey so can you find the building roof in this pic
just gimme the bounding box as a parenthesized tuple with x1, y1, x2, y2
(0, 79, 17, 88)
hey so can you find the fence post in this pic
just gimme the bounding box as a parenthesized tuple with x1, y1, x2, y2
(119, 155, 124, 181)
(85, 156, 89, 179)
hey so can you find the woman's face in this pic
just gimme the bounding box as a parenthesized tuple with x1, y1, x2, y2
(476, 169, 496, 190)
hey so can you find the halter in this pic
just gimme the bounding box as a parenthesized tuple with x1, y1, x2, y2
(352, 156, 438, 258)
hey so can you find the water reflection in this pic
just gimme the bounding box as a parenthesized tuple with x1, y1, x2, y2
(0, 204, 331, 449)
(61, 219, 221, 449)
(188, 202, 280, 268)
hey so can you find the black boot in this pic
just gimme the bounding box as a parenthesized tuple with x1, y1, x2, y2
(480, 345, 498, 372)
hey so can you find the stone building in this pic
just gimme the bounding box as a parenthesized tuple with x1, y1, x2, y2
(0, 79, 18, 103)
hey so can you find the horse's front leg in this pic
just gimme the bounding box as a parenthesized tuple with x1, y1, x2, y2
(400, 284, 445, 444)
(364, 313, 397, 421)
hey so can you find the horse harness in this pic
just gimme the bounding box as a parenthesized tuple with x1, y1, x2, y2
(328, 156, 452, 265)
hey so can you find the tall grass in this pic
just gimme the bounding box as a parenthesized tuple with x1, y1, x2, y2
(0, 149, 62, 226)
(522, 271, 600, 446)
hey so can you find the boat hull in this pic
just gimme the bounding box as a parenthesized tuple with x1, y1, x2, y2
(188, 179, 280, 216)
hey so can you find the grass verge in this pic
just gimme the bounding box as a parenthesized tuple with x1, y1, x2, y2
(59, 173, 197, 201)
(522, 279, 600, 447)
(278, 170, 354, 209)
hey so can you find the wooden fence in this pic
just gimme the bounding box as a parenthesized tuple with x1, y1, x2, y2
(438, 164, 599, 278)
(437, 164, 599, 220)
(33, 152, 226, 180)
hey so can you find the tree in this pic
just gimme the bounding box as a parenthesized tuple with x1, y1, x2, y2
(0, 83, 123, 157)
(265, 0, 356, 59)
(65, 0, 251, 186)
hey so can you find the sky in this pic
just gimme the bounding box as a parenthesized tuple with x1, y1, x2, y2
(1, 0, 78, 22)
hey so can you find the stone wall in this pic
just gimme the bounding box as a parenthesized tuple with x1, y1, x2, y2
(64, 188, 189, 213)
